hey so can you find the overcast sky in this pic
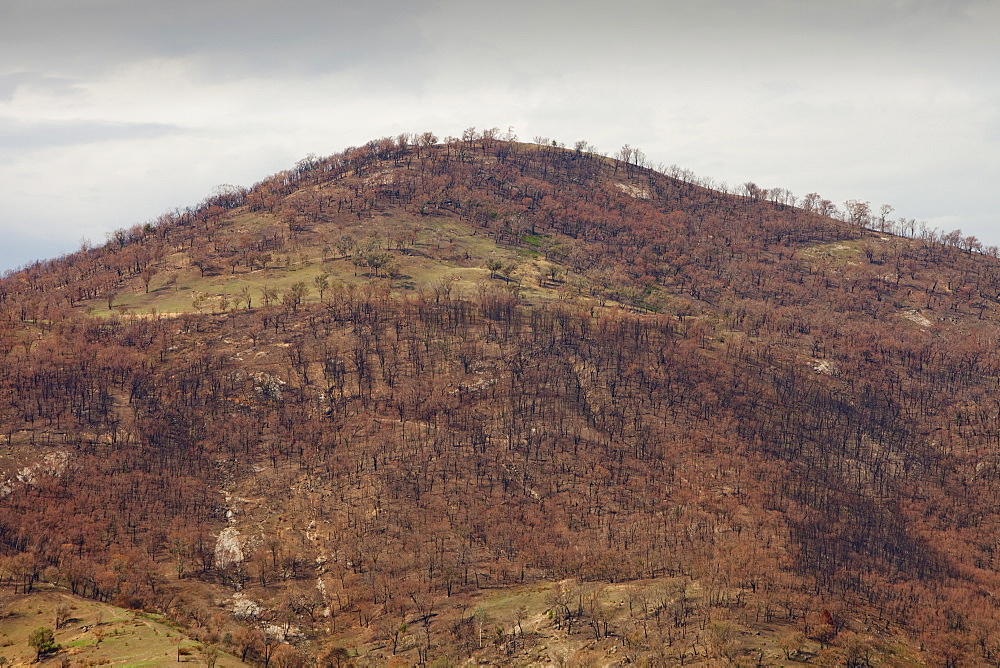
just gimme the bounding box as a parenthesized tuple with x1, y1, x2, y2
(2, 0, 998, 271)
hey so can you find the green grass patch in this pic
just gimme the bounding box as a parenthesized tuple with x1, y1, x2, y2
(0, 588, 249, 666)
(61, 638, 98, 647)
(76, 211, 584, 317)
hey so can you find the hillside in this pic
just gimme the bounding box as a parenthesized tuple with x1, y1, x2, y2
(2, 132, 1000, 665)
(0, 586, 247, 666)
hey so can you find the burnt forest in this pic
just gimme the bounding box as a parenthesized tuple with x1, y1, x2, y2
(3, 130, 1000, 666)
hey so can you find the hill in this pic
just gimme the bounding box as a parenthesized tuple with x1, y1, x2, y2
(2, 131, 1000, 665)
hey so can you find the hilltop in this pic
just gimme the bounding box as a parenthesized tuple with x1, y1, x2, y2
(2, 132, 1000, 665)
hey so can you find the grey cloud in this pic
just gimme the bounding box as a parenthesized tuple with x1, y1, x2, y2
(0, 72, 82, 102)
(0, 73, 40, 101)
(0, 118, 183, 154)
(1, 0, 431, 80)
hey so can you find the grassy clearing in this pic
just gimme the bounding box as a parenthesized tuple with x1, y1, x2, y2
(343, 574, 870, 666)
(79, 211, 590, 317)
(798, 240, 864, 265)
(0, 586, 246, 666)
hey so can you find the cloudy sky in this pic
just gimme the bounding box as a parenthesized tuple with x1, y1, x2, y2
(1, 0, 998, 271)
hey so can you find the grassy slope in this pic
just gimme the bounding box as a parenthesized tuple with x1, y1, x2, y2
(87, 210, 576, 318)
(0, 586, 247, 666)
(326, 576, 922, 666)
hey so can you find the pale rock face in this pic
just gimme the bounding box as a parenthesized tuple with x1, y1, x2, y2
(266, 623, 299, 642)
(2, 450, 69, 498)
(214, 526, 245, 568)
(231, 592, 263, 619)
(251, 371, 285, 399)
(902, 309, 933, 328)
(811, 359, 836, 375)
(615, 182, 650, 199)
